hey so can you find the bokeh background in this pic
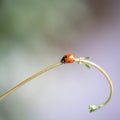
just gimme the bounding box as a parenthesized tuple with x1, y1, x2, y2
(0, 0, 120, 120)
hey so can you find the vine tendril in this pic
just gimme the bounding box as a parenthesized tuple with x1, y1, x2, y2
(0, 54, 113, 113)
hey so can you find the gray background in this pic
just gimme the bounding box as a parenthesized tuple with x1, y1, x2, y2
(0, 0, 120, 120)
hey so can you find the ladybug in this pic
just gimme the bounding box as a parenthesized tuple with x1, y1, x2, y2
(61, 54, 75, 63)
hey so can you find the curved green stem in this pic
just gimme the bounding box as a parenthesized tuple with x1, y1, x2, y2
(0, 55, 113, 113)
(76, 58, 113, 112)
(0, 62, 62, 100)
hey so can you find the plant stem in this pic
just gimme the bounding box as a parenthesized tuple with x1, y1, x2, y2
(77, 58, 113, 112)
(0, 62, 62, 100)
(0, 55, 113, 113)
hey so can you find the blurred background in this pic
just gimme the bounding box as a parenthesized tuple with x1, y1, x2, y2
(0, 0, 120, 120)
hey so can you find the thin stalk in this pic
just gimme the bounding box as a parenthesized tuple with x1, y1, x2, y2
(0, 62, 62, 100)
(77, 59, 113, 112)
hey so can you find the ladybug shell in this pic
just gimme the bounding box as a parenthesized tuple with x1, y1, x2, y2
(61, 54, 75, 63)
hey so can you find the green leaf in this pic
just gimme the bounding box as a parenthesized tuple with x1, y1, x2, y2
(89, 105, 98, 112)
(84, 63, 91, 69)
(84, 57, 91, 60)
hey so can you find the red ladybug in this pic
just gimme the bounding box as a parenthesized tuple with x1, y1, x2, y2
(61, 54, 75, 63)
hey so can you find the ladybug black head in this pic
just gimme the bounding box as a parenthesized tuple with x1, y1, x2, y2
(60, 55, 67, 63)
